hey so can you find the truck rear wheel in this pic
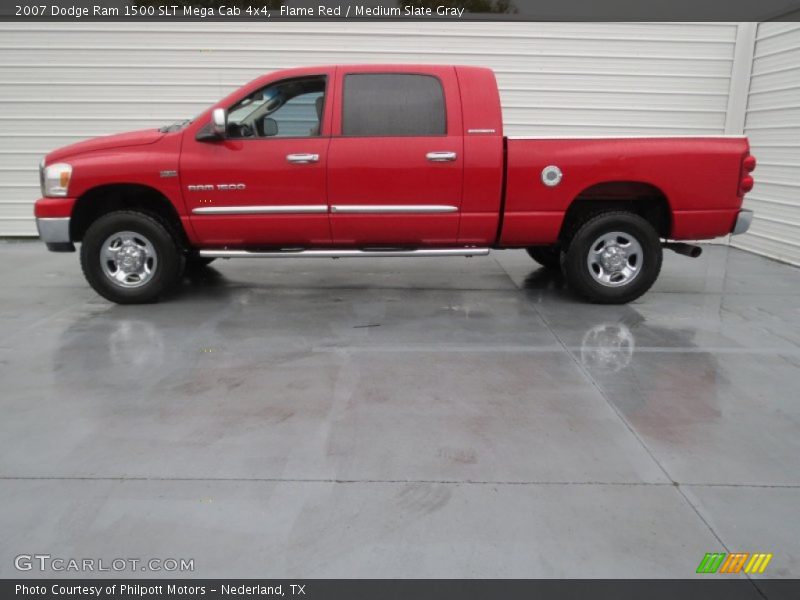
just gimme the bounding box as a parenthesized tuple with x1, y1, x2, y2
(526, 246, 562, 271)
(562, 211, 662, 304)
(80, 211, 184, 304)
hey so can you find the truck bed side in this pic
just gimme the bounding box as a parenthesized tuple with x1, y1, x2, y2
(500, 137, 751, 246)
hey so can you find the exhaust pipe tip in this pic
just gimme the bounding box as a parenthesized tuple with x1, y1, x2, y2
(663, 242, 703, 258)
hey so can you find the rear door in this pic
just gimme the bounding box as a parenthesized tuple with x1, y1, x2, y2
(327, 66, 464, 245)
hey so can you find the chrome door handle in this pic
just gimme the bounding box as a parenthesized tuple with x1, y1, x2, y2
(426, 151, 457, 162)
(286, 153, 319, 164)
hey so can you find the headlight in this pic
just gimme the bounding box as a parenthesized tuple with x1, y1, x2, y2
(42, 162, 72, 197)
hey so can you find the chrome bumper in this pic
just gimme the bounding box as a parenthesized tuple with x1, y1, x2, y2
(36, 217, 74, 252)
(731, 209, 753, 236)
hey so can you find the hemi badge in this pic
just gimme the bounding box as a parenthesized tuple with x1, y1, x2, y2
(160, 170, 178, 178)
(467, 129, 496, 134)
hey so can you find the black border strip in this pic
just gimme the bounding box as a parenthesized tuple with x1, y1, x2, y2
(4, 579, 800, 599)
(3, 0, 800, 22)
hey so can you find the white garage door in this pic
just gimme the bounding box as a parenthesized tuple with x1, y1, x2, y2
(732, 23, 800, 265)
(0, 22, 738, 235)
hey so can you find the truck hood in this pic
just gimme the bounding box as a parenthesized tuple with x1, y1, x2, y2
(46, 129, 166, 163)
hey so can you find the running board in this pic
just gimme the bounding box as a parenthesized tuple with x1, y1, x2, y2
(199, 248, 490, 259)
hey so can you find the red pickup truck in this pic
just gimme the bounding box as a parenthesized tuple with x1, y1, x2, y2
(35, 64, 755, 304)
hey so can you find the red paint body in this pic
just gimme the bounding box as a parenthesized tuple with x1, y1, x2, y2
(35, 65, 753, 248)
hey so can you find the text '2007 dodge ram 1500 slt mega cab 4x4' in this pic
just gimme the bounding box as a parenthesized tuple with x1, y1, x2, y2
(35, 64, 756, 304)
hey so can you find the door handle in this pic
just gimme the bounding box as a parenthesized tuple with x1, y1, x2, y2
(426, 151, 457, 162)
(286, 153, 319, 164)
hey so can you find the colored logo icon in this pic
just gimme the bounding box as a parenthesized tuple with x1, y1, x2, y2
(696, 552, 773, 574)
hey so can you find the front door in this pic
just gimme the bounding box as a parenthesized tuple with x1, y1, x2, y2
(327, 68, 464, 246)
(181, 73, 333, 247)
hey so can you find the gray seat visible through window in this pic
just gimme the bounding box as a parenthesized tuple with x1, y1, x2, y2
(309, 95, 324, 136)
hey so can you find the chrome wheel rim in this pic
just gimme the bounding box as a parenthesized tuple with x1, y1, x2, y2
(100, 231, 158, 288)
(586, 231, 643, 287)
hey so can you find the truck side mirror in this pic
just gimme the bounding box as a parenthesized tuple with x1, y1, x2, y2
(211, 108, 227, 137)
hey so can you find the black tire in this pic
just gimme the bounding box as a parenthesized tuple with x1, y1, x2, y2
(526, 246, 562, 270)
(80, 211, 184, 304)
(562, 211, 662, 304)
(185, 255, 217, 271)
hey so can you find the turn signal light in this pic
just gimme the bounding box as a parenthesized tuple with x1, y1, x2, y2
(742, 155, 757, 172)
(740, 175, 754, 194)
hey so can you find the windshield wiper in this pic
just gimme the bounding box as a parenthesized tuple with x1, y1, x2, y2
(159, 119, 191, 133)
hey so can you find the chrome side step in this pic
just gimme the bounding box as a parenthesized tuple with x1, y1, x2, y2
(199, 248, 490, 259)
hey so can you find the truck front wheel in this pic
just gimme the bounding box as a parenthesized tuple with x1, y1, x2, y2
(80, 211, 184, 304)
(562, 211, 662, 304)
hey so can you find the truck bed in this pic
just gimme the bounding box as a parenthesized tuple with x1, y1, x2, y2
(499, 135, 751, 246)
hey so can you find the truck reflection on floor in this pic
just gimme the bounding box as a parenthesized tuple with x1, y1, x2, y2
(521, 266, 724, 429)
(580, 322, 636, 373)
(52, 262, 722, 450)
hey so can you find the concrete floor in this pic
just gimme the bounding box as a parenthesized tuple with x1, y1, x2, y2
(1, 240, 799, 580)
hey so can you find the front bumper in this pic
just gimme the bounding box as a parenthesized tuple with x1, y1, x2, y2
(36, 217, 74, 252)
(34, 196, 76, 252)
(731, 209, 753, 236)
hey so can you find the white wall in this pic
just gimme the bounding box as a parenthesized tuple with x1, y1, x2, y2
(0, 22, 741, 236)
(732, 23, 800, 265)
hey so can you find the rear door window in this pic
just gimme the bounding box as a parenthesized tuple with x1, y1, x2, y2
(342, 74, 446, 137)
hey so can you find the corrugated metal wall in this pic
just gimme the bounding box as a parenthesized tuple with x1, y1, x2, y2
(732, 23, 800, 265)
(0, 22, 738, 236)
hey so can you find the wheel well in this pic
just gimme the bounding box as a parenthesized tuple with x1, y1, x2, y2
(559, 182, 671, 245)
(70, 184, 187, 248)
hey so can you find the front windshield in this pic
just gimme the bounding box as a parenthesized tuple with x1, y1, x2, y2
(227, 96, 269, 125)
(228, 87, 285, 126)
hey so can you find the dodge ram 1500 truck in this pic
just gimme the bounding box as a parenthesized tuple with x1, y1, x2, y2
(34, 64, 756, 304)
